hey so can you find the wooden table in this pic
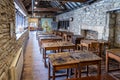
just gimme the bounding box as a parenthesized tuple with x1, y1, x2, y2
(70, 51, 102, 77)
(38, 36, 62, 52)
(106, 49, 120, 72)
(78, 39, 97, 50)
(42, 41, 75, 67)
(66, 74, 116, 80)
(42, 42, 60, 67)
(48, 50, 102, 80)
(48, 52, 79, 80)
(57, 41, 75, 52)
(78, 39, 109, 56)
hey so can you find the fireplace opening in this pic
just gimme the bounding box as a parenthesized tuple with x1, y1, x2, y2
(81, 29, 98, 40)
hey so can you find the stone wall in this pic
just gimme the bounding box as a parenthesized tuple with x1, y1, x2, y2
(0, 0, 29, 79)
(56, 0, 120, 40)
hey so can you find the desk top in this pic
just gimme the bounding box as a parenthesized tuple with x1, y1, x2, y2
(81, 39, 97, 44)
(57, 41, 75, 47)
(48, 50, 101, 66)
(38, 34, 56, 37)
(81, 39, 109, 44)
(107, 49, 120, 57)
(97, 39, 108, 44)
(42, 41, 75, 48)
(42, 42, 59, 48)
(39, 36, 62, 40)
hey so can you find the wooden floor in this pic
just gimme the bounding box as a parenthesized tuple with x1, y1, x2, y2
(21, 31, 120, 80)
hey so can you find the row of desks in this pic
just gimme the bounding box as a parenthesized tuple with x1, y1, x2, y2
(37, 32, 120, 80)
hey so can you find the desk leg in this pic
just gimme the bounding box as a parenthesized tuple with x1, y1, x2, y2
(106, 53, 109, 73)
(43, 48, 45, 59)
(48, 62, 51, 80)
(78, 64, 81, 78)
(74, 68, 77, 78)
(44, 49, 47, 67)
(86, 66, 89, 76)
(97, 61, 101, 75)
(81, 46, 83, 50)
(66, 69, 69, 78)
(53, 67, 55, 80)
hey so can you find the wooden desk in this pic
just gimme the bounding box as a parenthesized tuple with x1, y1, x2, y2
(48, 52, 79, 80)
(70, 51, 102, 77)
(42, 41, 75, 67)
(79, 39, 97, 50)
(106, 49, 120, 72)
(42, 42, 60, 67)
(66, 74, 116, 80)
(78, 39, 109, 56)
(48, 51, 101, 80)
(39, 36, 62, 52)
(57, 41, 75, 51)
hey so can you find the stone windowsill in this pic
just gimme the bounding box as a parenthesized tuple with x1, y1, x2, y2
(16, 30, 27, 40)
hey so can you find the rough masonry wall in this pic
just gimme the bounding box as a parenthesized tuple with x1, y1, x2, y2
(56, 0, 120, 40)
(0, 0, 29, 79)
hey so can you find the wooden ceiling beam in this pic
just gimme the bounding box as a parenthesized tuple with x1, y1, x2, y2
(37, 0, 87, 2)
(63, 0, 86, 2)
(29, 8, 63, 12)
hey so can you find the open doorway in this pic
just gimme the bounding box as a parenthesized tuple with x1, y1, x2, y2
(108, 10, 120, 48)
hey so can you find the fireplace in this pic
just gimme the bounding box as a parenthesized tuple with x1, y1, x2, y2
(81, 29, 98, 40)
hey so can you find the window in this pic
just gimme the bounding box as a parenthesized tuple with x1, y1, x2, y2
(15, 10, 25, 34)
(14, 2, 28, 40)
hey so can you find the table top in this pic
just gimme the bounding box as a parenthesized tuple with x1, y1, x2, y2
(42, 42, 59, 48)
(42, 41, 75, 48)
(38, 34, 56, 37)
(81, 39, 97, 44)
(48, 50, 101, 66)
(57, 41, 75, 47)
(37, 31, 53, 35)
(106, 49, 120, 57)
(81, 39, 109, 44)
(39, 36, 62, 40)
(97, 39, 108, 44)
